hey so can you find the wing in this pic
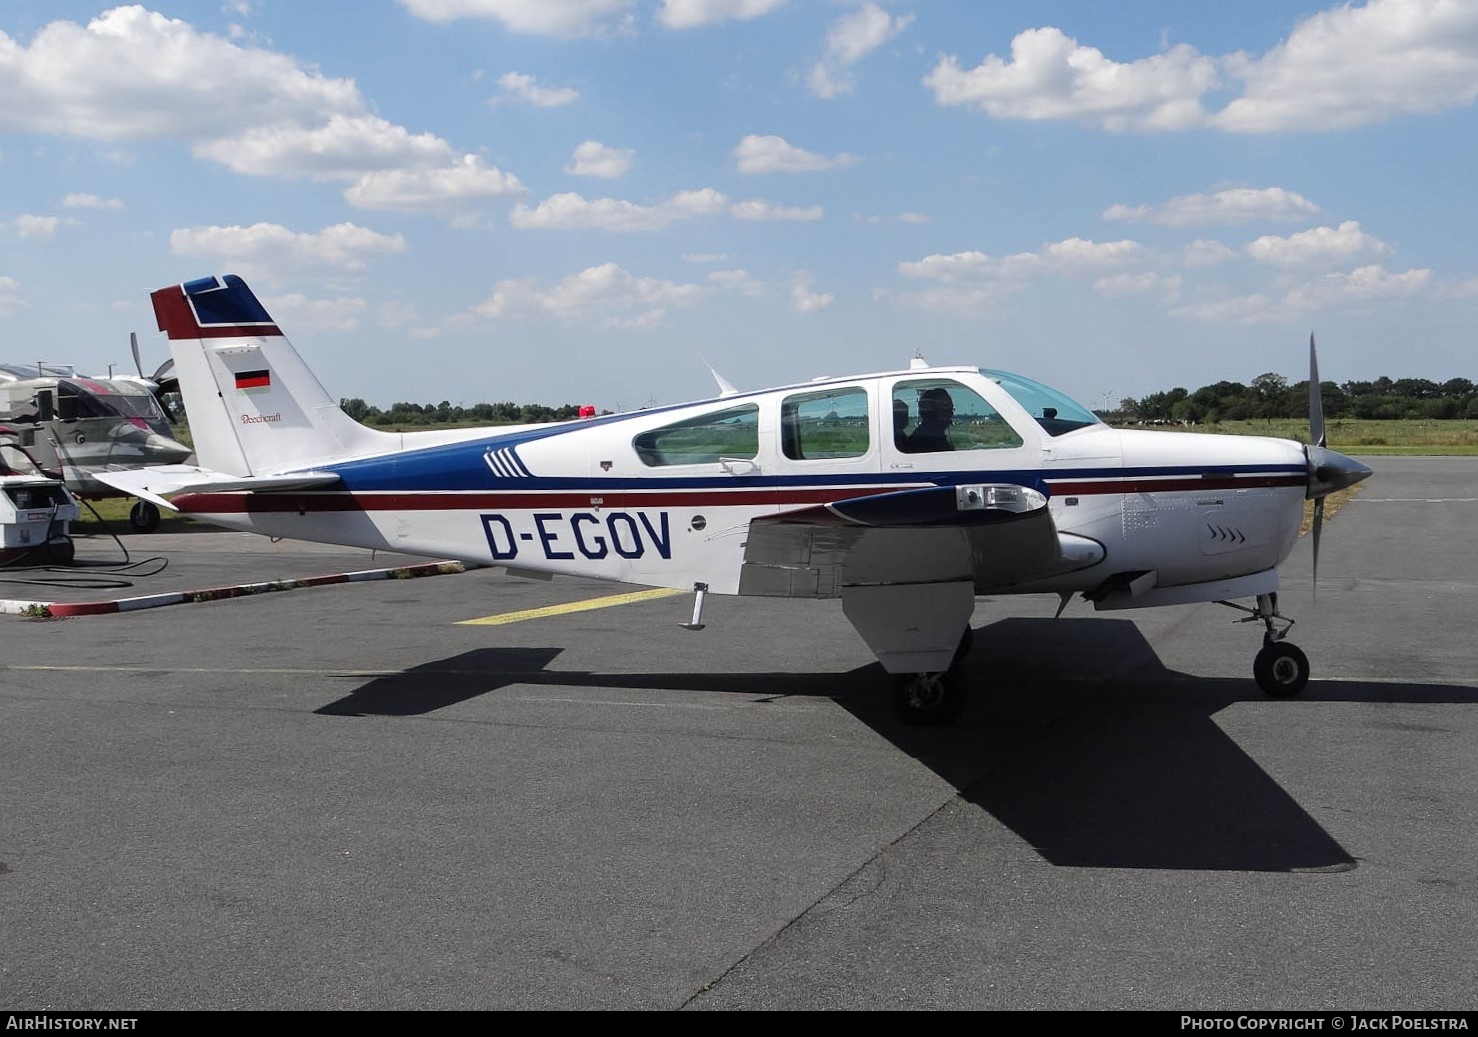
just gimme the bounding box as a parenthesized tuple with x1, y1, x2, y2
(739, 483, 1103, 598)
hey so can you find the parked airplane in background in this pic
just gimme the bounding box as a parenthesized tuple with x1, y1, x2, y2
(101, 275, 1370, 724)
(0, 346, 193, 530)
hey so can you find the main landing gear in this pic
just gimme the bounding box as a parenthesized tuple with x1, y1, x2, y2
(891, 626, 975, 726)
(129, 499, 161, 533)
(1220, 592, 1311, 698)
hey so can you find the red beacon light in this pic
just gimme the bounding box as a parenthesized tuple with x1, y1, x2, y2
(578, 405, 596, 419)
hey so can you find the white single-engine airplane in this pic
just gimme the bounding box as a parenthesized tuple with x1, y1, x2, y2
(101, 275, 1371, 725)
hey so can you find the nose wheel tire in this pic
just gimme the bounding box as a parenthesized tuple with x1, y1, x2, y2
(891, 669, 967, 727)
(1254, 642, 1310, 698)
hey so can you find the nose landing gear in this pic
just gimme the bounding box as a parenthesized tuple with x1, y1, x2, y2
(1220, 592, 1312, 697)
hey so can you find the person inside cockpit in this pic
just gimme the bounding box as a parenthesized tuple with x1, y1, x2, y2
(902, 387, 954, 452)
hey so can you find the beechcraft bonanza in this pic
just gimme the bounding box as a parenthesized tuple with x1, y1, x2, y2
(98, 274, 1371, 725)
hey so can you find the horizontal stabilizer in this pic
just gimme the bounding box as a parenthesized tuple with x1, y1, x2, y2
(94, 465, 341, 511)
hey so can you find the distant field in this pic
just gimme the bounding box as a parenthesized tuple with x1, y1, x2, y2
(1114, 418, 1478, 455)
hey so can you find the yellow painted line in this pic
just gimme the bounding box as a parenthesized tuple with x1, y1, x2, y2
(457, 586, 684, 626)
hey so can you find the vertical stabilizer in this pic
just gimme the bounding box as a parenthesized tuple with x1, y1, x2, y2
(151, 275, 397, 476)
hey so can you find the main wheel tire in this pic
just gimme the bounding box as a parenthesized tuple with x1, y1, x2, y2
(891, 669, 967, 727)
(1254, 642, 1310, 698)
(130, 499, 161, 533)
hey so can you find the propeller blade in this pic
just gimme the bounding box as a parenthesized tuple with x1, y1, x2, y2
(1308, 332, 1326, 449)
(1311, 497, 1324, 599)
(130, 331, 143, 379)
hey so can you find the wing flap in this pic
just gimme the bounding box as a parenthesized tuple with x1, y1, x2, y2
(740, 482, 1104, 598)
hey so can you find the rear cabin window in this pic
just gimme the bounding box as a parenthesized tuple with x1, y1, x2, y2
(633, 404, 759, 467)
(891, 378, 1023, 453)
(781, 386, 870, 460)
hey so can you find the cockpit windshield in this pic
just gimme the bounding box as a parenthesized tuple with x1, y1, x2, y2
(60, 380, 169, 424)
(980, 370, 1101, 436)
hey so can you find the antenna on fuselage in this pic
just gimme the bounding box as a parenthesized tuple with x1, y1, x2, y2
(698, 353, 739, 398)
(910, 350, 929, 370)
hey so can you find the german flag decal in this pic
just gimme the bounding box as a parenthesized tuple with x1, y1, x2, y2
(235, 369, 271, 393)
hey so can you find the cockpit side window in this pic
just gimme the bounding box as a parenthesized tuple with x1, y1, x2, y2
(891, 378, 1023, 453)
(632, 403, 759, 467)
(780, 386, 869, 460)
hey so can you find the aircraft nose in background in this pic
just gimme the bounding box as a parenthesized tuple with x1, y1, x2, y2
(1305, 444, 1372, 499)
(146, 432, 194, 465)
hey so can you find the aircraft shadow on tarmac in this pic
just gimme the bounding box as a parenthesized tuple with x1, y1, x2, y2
(315, 617, 1475, 876)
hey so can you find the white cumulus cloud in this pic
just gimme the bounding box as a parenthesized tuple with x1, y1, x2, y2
(1182, 239, 1239, 267)
(790, 272, 834, 313)
(729, 199, 823, 221)
(1174, 264, 1432, 323)
(0, 7, 360, 141)
(496, 71, 580, 107)
(0, 276, 25, 316)
(169, 222, 407, 280)
(13, 214, 61, 239)
(708, 268, 763, 296)
(1214, 0, 1478, 132)
(470, 262, 706, 326)
(1040, 237, 1148, 271)
(925, 26, 1217, 132)
(733, 134, 857, 174)
(194, 115, 456, 178)
(0, 7, 524, 218)
(513, 189, 822, 229)
(925, 1, 1478, 134)
(262, 293, 369, 332)
(61, 193, 124, 210)
(397, 0, 636, 37)
(892, 236, 1149, 313)
(1103, 187, 1320, 226)
(511, 189, 728, 231)
(897, 249, 1042, 285)
(1094, 272, 1182, 303)
(808, 2, 913, 99)
(343, 155, 526, 217)
(565, 141, 634, 178)
(1244, 221, 1390, 267)
(657, 0, 787, 29)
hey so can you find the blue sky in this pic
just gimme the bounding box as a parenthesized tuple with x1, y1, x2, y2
(2, 0, 1476, 412)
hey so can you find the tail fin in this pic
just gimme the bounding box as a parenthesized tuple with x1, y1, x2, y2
(151, 275, 396, 476)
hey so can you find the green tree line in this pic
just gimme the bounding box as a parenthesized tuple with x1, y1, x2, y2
(339, 398, 591, 426)
(1121, 375, 1478, 424)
